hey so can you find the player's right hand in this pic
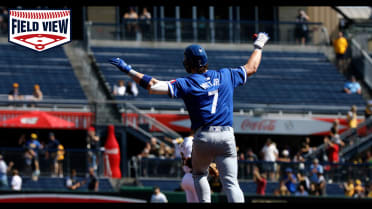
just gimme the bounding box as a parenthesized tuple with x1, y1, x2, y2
(253, 32, 270, 49)
(109, 57, 132, 74)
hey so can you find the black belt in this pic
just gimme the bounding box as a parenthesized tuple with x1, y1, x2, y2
(200, 126, 233, 132)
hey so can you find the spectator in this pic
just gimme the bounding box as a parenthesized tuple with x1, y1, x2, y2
(364, 100, 372, 119)
(277, 149, 291, 182)
(329, 119, 341, 142)
(87, 167, 99, 192)
(260, 138, 278, 181)
(242, 148, 257, 179)
(324, 136, 342, 164)
(56, 144, 65, 178)
(45, 132, 60, 177)
(347, 105, 358, 129)
(136, 142, 151, 177)
(158, 142, 167, 159)
(164, 146, 174, 159)
(278, 180, 290, 196)
(164, 137, 183, 159)
(297, 171, 310, 192)
(86, 126, 100, 173)
(278, 149, 291, 162)
(32, 84, 43, 101)
(238, 152, 246, 178)
(123, 7, 139, 38)
(343, 179, 355, 197)
(333, 31, 349, 73)
(295, 9, 310, 45)
(324, 136, 343, 183)
(138, 142, 151, 159)
(283, 168, 297, 194)
(301, 137, 316, 156)
(113, 80, 126, 96)
(309, 158, 323, 184)
(126, 81, 139, 96)
(316, 169, 326, 196)
(25, 133, 42, 180)
(139, 7, 152, 40)
(246, 148, 258, 161)
(366, 151, 372, 181)
(309, 182, 319, 196)
(353, 179, 365, 198)
(8, 82, 23, 101)
(0, 7, 9, 34)
(149, 137, 160, 158)
(253, 166, 267, 196)
(0, 155, 14, 187)
(344, 76, 361, 95)
(367, 183, 372, 198)
(66, 169, 85, 190)
(292, 151, 305, 164)
(23, 148, 34, 177)
(11, 169, 22, 191)
(295, 184, 309, 196)
(150, 186, 168, 203)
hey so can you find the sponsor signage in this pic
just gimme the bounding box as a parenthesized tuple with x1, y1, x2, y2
(9, 9, 71, 52)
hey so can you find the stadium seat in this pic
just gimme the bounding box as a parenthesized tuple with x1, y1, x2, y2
(91, 47, 366, 110)
(0, 44, 86, 100)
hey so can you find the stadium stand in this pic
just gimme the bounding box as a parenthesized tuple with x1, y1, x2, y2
(92, 46, 366, 110)
(11, 176, 114, 192)
(0, 44, 86, 101)
(138, 178, 344, 196)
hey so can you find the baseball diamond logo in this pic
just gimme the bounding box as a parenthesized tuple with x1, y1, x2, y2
(8, 9, 71, 52)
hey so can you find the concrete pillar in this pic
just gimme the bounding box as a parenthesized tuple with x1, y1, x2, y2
(229, 6, 233, 43)
(235, 6, 240, 43)
(209, 6, 215, 43)
(160, 6, 165, 41)
(176, 6, 181, 42)
(153, 6, 158, 41)
(192, 6, 198, 42)
(255, 6, 259, 33)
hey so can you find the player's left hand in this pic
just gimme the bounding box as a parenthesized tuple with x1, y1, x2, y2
(253, 32, 270, 49)
(109, 57, 132, 74)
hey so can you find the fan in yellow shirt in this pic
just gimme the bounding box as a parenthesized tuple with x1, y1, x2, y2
(333, 31, 348, 73)
(343, 179, 354, 197)
(56, 144, 65, 178)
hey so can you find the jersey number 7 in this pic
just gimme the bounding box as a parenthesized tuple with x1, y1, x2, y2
(208, 90, 218, 114)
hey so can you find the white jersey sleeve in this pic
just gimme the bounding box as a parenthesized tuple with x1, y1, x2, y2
(179, 136, 194, 173)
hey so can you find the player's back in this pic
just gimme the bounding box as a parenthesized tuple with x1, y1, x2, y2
(169, 67, 246, 130)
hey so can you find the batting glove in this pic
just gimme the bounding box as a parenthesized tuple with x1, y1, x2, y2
(253, 32, 270, 49)
(109, 58, 132, 74)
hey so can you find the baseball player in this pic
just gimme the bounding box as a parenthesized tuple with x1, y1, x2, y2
(109, 32, 269, 202)
(179, 135, 199, 202)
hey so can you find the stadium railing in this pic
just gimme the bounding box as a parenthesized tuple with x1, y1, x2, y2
(128, 156, 372, 184)
(2, 146, 370, 184)
(305, 117, 372, 161)
(87, 18, 327, 45)
(0, 147, 104, 178)
(349, 37, 372, 91)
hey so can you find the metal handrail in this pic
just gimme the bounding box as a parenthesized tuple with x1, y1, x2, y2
(305, 117, 372, 160)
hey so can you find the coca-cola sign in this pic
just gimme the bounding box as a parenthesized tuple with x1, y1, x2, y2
(240, 119, 276, 131)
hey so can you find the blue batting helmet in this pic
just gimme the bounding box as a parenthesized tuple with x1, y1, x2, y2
(183, 44, 208, 69)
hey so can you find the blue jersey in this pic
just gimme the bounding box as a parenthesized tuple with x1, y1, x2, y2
(168, 67, 247, 130)
(26, 139, 41, 156)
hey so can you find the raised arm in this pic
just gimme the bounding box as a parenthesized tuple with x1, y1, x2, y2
(243, 32, 270, 77)
(109, 58, 169, 95)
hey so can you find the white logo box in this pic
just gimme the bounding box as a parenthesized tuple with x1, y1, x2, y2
(9, 9, 71, 52)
